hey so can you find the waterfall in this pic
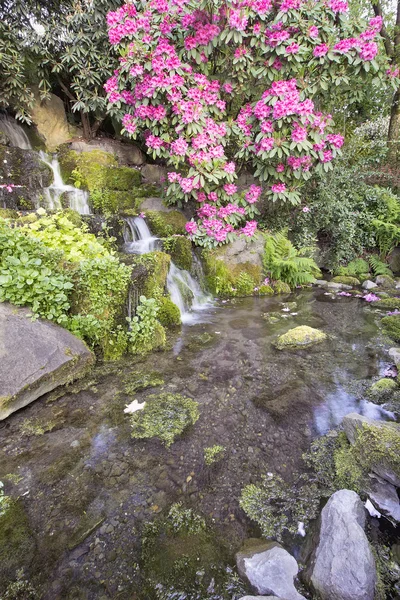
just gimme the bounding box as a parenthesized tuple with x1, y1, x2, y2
(39, 151, 91, 214)
(0, 115, 32, 150)
(123, 216, 160, 254)
(167, 261, 212, 324)
(122, 216, 213, 323)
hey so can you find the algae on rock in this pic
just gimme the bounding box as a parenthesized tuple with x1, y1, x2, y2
(275, 326, 327, 350)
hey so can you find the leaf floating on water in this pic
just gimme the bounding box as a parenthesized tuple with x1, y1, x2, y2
(124, 400, 146, 414)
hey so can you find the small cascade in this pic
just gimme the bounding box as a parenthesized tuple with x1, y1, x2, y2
(123, 216, 160, 254)
(167, 262, 213, 324)
(0, 115, 32, 150)
(39, 151, 91, 214)
(122, 216, 213, 323)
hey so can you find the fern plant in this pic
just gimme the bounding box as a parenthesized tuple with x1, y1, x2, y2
(368, 254, 393, 277)
(371, 219, 400, 257)
(263, 231, 321, 288)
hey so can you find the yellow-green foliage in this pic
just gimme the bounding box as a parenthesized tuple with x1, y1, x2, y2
(275, 326, 327, 350)
(22, 212, 109, 262)
(157, 296, 181, 327)
(145, 210, 187, 237)
(163, 235, 192, 271)
(202, 249, 262, 298)
(336, 258, 370, 278)
(130, 392, 199, 447)
(0, 209, 18, 220)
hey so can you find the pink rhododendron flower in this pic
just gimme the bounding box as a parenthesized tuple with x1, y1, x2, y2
(302, 206, 310, 212)
(276, 163, 285, 172)
(271, 183, 286, 193)
(185, 221, 198, 235)
(313, 44, 329, 57)
(223, 183, 238, 195)
(245, 185, 262, 203)
(224, 162, 236, 174)
(359, 42, 378, 61)
(241, 220, 258, 236)
(286, 43, 300, 54)
(309, 26, 319, 38)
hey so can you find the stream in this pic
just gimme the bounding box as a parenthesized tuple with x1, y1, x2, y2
(0, 288, 395, 599)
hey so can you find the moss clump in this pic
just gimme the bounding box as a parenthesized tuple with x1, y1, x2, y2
(375, 297, 400, 310)
(0, 208, 19, 219)
(163, 235, 192, 271)
(259, 284, 274, 296)
(381, 314, 400, 342)
(145, 210, 187, 237)
(0, 500, 35, 590)
(367, 378, 398, 403)
(130, 251, 171, 299)
(123, 372, 164, 395)
(204, 445, 225, 466)
(202, 249, 262, 298)
(272, 280, 291, 294)
(332, 276, 361, 286)
(376, 274, 396, 288)
(157, 296, 181, 327)
(275, 325, 327, 350)
(130, 392, 199, 447)
(347, 420, 400, 481)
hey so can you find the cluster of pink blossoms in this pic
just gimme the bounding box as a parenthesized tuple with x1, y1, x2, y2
(105, 0, 383, 245)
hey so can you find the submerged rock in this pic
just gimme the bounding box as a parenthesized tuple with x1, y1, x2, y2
(275, 326, 327, 350)
(304, 489, 376, 600)
(0, 303, 94, 420)
(236, 539, 306, 600)
(342, 413, 400, 487)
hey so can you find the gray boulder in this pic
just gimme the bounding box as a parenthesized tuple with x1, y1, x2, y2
(362, 280, 378, 290)
(69, 138, 145, 166)
(324, 282, 352, 291)
(210, 233, 265, 270)
(305, 490, 376, 600)
(140, 197, 173, 212)
(342, 413, 400, 487)
(0, 303, 94, 420)
(236, 540, 306, 600)
(367, 473, 400, 524)
(141, 163, 167, 183)
(389, 347, 400, 368)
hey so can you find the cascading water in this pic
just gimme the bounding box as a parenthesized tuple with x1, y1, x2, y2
(122, 216, 213, 323)
(39, 151, 91, 214)
(0, 115, 32, 150)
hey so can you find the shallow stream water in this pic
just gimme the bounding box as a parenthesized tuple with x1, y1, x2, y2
(0, 289, 395, 599)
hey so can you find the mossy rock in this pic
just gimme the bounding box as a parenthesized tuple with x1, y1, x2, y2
(145, 210, 187, 237)
(0, 500, 35, 589)
(130, 392, 199, 447)
(91, 189, 141, 214)
(381, 314, 400, 342)
(158, 296, 181, 327)
(332, 276, 361, 286)
(259, 284, 274, 296)
(367, 378, 398, 403)
(275, 326, 327, 350)
(163, 236, 192, 271)
(375, 297, 400, 310)
(202, 249, 261, 297)
(130, 251, 171, 299)
(272, 280, 291, 294)
(376, 274, 396, 288)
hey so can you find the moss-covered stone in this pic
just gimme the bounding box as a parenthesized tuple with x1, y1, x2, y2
(163, 235, 192, 271)
(259, 284, 274, 296)
(367, 378, 398, 403)
(129, 251, 171, 299)
(0, 500, 35, 590)
(145, 210, 187, 237)
(332, 276, 361, 286)
(275, 325, 327, 350)
(272, 280, 292, 294)
(157, 296, 181, 327)
(375, 297, 400, 310)
(381, 314, 400, 342)
(202, 249, 262, 298)
(376, 274, 396, 289)
(130, 392, 199, 447)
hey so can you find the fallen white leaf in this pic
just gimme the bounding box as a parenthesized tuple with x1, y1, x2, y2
(124, 400, 146, 414)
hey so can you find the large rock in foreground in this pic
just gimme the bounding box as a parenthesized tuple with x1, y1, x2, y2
(0, 303, 94, 419)
(236, 540, 306, 600)
(275, 326, 327, 350)
(342, 413, 400, 487)
(305, 490, 376, 600)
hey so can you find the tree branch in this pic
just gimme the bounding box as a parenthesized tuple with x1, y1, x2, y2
(372, 1, 394, 58)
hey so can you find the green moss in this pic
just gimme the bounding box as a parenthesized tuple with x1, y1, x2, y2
(333, 432, 365, 492)
(272, 280, 292, 294)
(123, 372, 164, 395)
(367, 378, 398, 403)
(57, 147, 79, 183)
(91, 189, 141, 213)
(130, 392, 199, 447)
(349, 421, 400, 481)
(163, 235, 192, 271)
(204, 445, 225, 466)
(0, 500, 35, 589)
(130, 251, 171, 299)
(381, 314, 400, 342)
(259, 284, 274, 296)
(202, 249, 262, 298)
(275, 325, 327, 350)
(145, 210, 187, 237)
(0, 209, 19, 219)
(331, 276, 361, 286)
(157, 296, 181, 327)
(375, 297, 400, 310)
(376, 274, 396, 288)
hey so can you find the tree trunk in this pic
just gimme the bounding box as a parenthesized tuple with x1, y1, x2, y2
(80, 111, 92, 140)
(388, 87, 400, 163)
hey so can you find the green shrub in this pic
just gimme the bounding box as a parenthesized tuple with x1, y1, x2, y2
(157, 296, 181, 327)
(0, 220, 72, 322)
(130, 392, 199, 446)
(264, 231, 320, 288)
(128, 295, 166, 354)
